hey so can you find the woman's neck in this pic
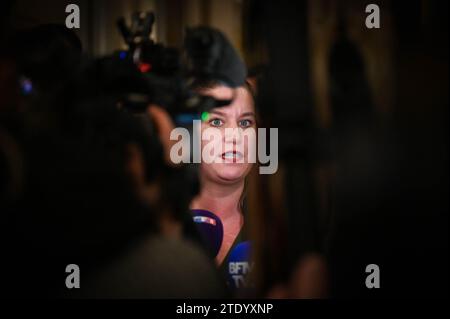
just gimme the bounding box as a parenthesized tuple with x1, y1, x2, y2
(190, 178, 244, 220)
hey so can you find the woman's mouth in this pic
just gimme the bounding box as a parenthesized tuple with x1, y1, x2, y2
(221, 151, 244, 162)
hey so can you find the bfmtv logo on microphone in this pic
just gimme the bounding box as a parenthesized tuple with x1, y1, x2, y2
(228, 241, 254, 289)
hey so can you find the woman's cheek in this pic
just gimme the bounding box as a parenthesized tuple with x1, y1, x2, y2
(242, 128, 257, 163)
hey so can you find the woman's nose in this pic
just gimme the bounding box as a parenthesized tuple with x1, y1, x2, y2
(223, 122, 242, 145)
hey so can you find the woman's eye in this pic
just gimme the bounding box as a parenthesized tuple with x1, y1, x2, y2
(210, 119, 223, 127)
(239, 119, 252, 128)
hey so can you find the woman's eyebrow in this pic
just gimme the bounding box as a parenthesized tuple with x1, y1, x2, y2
(209, 110, 255, 118)
(209, 110, 227, 116)
(239, 112, 256, 118)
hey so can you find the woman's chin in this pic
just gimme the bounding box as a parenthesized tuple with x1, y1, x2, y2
(201, 162, 252, 185)
(215, 166, 249, 184)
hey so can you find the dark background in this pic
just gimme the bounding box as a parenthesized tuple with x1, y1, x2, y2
(1, 0, 448, 298)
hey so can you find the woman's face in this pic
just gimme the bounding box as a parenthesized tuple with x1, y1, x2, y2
(199, 85, 256, 185)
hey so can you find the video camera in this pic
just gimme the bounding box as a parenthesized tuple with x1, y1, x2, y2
(113, 11, 246, 125)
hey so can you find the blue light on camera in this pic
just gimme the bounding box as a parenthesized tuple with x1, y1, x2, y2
(119, 51, 127, 60)
(175, 113, 201, 126)
(20, 77, 33, 95)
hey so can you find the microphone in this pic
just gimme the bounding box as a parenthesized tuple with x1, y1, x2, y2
(190, 209, 223, 258)
(226, 241, 253, 290)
